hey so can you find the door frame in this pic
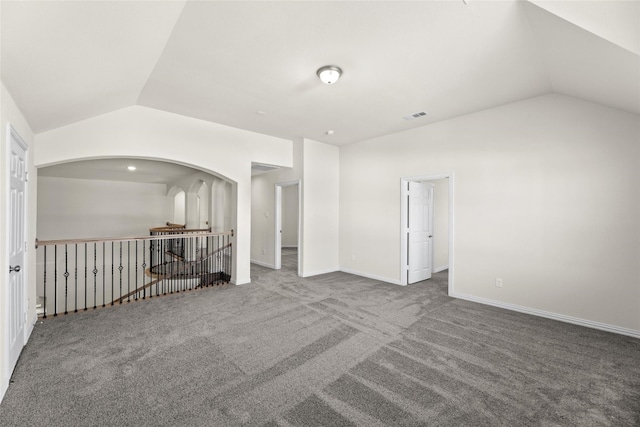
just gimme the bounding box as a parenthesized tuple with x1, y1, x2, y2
(274, 180, 301, 276)
(4, 123, 30, 391)
(400, 172, 454, 295)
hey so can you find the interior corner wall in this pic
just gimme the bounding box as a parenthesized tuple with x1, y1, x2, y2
(339, 94, 640, 333)
(251, 139, 303, 268)
(301, 139, 339, 276)
(251, 138, 339, 276)
(37, 177, 173, 240)
(1, 82, 36, 403)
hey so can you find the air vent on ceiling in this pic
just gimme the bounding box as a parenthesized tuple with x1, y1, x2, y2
(403, 111, 428, 121)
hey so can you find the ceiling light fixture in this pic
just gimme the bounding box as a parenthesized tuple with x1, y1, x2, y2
(127, 166, 136, 171)
(317, 65, 342, 85)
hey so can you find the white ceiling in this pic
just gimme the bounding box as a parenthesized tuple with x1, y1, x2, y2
(1, 1, 186, 133)
(524, 1, 640, 114)
(1, 0, 638, 148)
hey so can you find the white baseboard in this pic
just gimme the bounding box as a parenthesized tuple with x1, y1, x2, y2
(300, 268, 339, 278)
(231, 278, 250, 286)
(250, 259, 276, 269)
(2, 314, 38, 404)
(434, 265, 449, 273)
(450, 292, 640, 339)
(26, 313, 37, 338)
(339, 267, 403, 286)
(0, 375, 8, 405)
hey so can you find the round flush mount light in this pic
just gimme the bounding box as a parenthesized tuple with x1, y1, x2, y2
(317, 65, 342, 84)
(127, 166, 136, 171)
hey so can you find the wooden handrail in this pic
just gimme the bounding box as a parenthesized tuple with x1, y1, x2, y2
(149, 223, 186, 232)
(150, 227, 211, 234)
(35, 230, 233, 248)
(165, 222, 186, 228)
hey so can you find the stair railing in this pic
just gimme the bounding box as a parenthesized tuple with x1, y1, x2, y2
(35, 230, 233, 318)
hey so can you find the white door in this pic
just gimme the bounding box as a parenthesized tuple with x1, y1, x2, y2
(7, 125, 28, 374)
(407, 181, 433, 284)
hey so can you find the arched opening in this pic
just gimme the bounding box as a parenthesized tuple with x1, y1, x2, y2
(35, 158, 237, 315)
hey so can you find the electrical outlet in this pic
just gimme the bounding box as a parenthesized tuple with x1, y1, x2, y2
(351, 255, 356, 261)
(495, 278, 503, 288)
(262, 248, 266, 255)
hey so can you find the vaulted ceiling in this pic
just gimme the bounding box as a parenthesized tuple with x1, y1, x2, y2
(2, 0, 638, 146)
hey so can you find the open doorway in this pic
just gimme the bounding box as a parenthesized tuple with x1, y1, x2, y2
(274, 180, 301, 275)
(400, 173, 454, 294)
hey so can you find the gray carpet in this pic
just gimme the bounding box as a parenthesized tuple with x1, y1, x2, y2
(1, 249, 639, 426)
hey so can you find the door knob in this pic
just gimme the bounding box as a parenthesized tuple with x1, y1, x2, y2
(10, 265, 21, 273)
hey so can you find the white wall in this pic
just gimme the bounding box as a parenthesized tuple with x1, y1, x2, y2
(281, 185, 299, 247)
(1, 82, 36, 403)
(37, 176, 173, 239)
(340, 94, 640, 334)
(210, 180, 231, 232)
(302, 139, 339, 276)
(34, 105, 293, 285)
(185, 191, 199, 229)
(433, 178, 449, 272)
(197, 182, 209, 229)
(173, 191, 185, 225)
